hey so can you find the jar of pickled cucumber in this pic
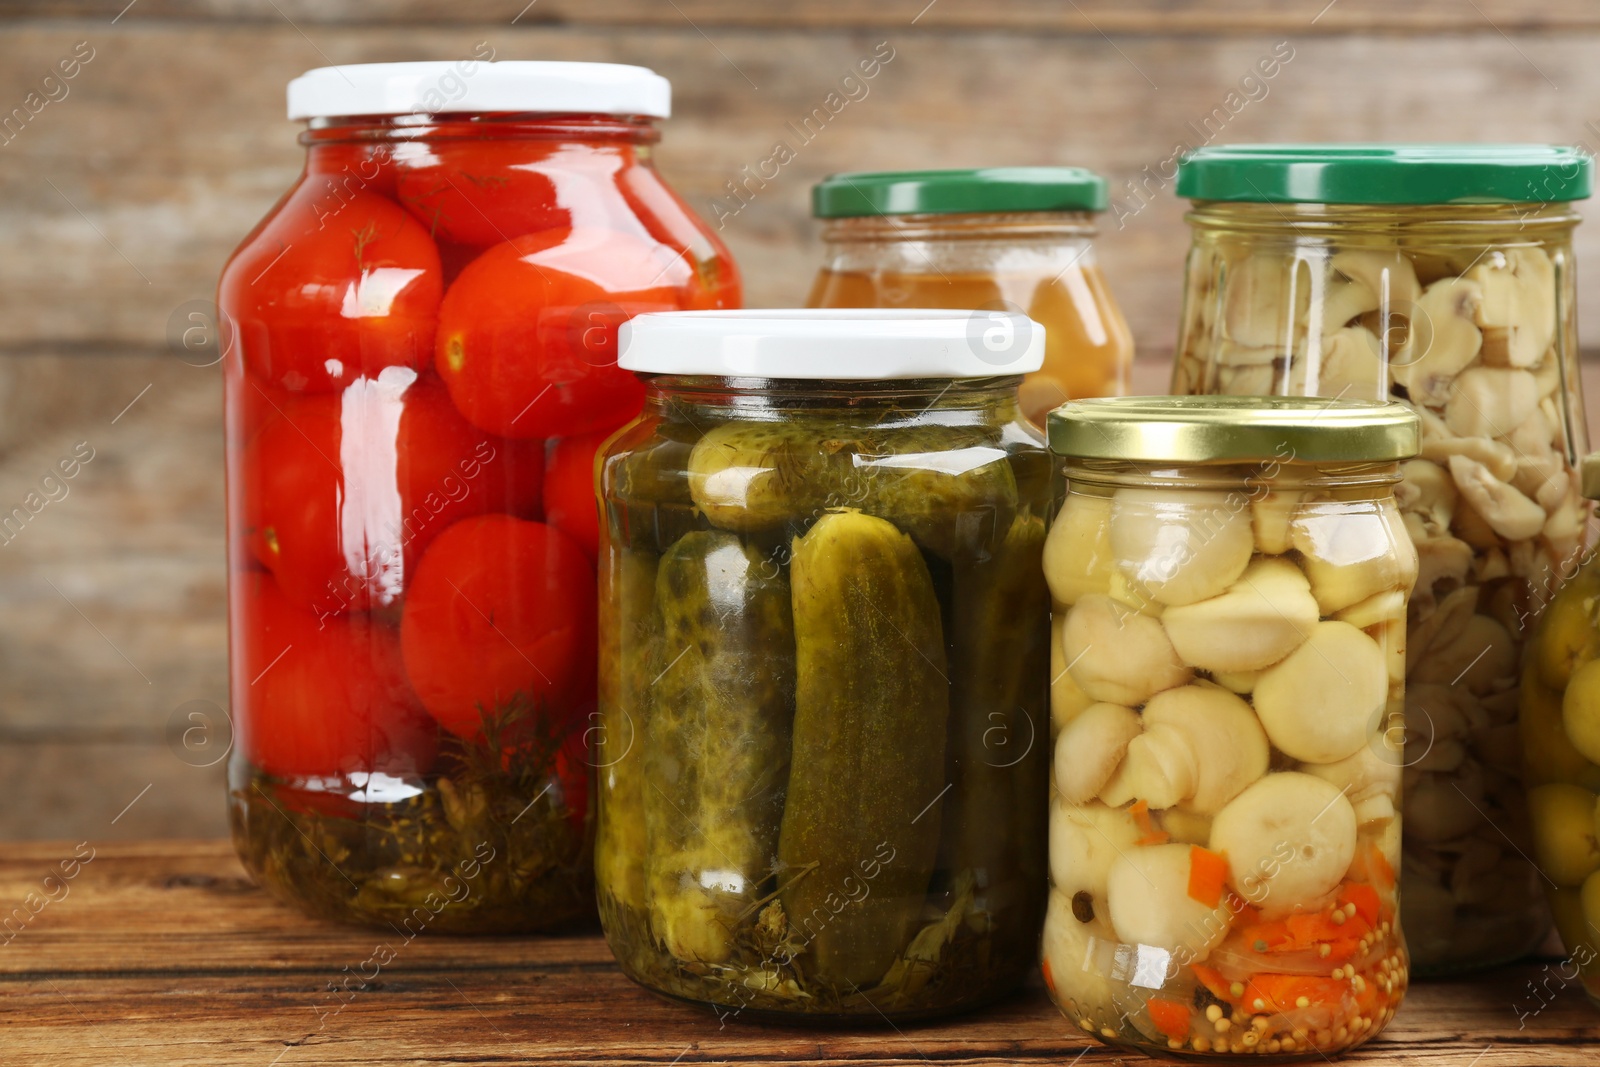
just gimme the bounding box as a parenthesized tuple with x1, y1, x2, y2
(1523, 452, 1600, 1005)
(220, 61, 739, 932)
(806, 168, 1134, 426)
(595, 309, 1052, 1022)
(1170, 144, 1594, 974)
(1043, 396, 1418, 1059)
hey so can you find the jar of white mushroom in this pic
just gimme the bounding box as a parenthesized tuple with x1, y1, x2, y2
(1043, 396, 1418, 1059)
(1169, 145, 1594, 976)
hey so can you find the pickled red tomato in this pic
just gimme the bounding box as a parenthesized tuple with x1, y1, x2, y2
(395, 139, 566, 247)
(616, 163, 743, 308)
(543, 431, 609, 560)
(244, 372, 543, 615)
(435, 228, 686, 439)
(238, 572, 437, 779)
(306, 141, 399, 199)
(400, 515, 596, 741)
(220, 186, 441, 393)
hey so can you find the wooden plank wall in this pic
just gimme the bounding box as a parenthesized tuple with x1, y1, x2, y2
(4, 1, 1600, 839)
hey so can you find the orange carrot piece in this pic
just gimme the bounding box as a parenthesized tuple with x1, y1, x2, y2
(1130, 800, 1171, 846)
(1187, 846, 1229, 908)
(1340, 882, 1382, 928)
(1192, 963, 1234, 1002)
(1041, 958, 1055, 996)
(1239, 974, 1348, 1015)
(1147, 996, 1191, 1039)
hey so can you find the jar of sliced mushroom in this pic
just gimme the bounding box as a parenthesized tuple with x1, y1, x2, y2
(1044, 396, 1418, 1059)
(1170, 145, 1594, 976)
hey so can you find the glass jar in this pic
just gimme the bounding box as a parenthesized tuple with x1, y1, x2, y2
(594, 310, 1052, 1022)
(218, 61, 739, 932)
(1169, 144, 1594, 974)
(805, 168, 1133, 427)
(1043, 396, 1419, 1059)
(1522, 452, 1600, 1005)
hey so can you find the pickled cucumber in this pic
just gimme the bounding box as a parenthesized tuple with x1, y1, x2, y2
(687, 419, 1018, 558)
(937, 515, 1050, 934)
(603, 410, 706, 551)
(780, 510, 951, 988)
(595, 546, 659, 913)
(644, 531, 796, 965)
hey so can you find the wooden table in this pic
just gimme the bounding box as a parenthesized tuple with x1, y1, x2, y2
(2, 841, 1597, 1066)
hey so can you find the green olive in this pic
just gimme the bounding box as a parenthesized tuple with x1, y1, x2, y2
(1528, 783, 1600, 887)
(1521, 663, 1600, 790)
(1538, 574, 1600, 689)
(1564, 659, 1600, 765)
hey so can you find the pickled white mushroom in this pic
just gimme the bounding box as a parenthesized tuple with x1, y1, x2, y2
(1223, 254, 1312, 349)
(1042, 891, 1121, 1025)
(1106, 843, 1232, 957)
(1286, 326, 1385, 400)
(1050, 614, 1095, 734)
(1391, 276, 1484, 406)
(1253, 621, 1387, 764)
(1210, 772, 1359, 918)
(1323, 248, 1421, 329)
(1061, 595, 1192, 706)
(1335, 588, 1407, 628)
(1162, 557, 1318, 674)
(1137, 684, 1270, 815)
(1109, 488, 1254, 607)
(1043, 493, 1115, 607)
(1251, 489, 1303, 554)
(1290, 503, 1412, 614)
(1409, 613, 1515, 694)
(1417, 406, 1519, 482)
(1048, 798, 1141, 904)
(1098, 721, 1195, 811)
(1300, 734, 1403, 828)
(1443, 367, 1539, 440)
(1466, 246, 1557, 368)
(1053, 702, 1142, 805)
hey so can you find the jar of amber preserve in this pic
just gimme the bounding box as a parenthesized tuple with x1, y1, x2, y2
(596, 309, 1051, 1022)
(220, 61, 739, 933)
(1170, 144, 1592, 973)
(807, 168, 1133, 426)
(1044, 396, 1418, 1058)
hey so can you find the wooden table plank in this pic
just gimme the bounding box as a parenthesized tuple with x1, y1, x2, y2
(1, 841, 1597, 1065)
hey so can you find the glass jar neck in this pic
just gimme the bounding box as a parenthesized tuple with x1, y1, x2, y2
(1184, 199, 1581, 240)
(819, 211, 1099, 246)
(301, 112, 660, 150)
(645, 375, 1024, 419)
(1063, 457, 1402, 492)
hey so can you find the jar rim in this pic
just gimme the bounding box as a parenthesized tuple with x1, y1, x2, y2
(1047, 396, 1420, 464)
(287, 61, 670, 121)
(813, 167, 1108, 218)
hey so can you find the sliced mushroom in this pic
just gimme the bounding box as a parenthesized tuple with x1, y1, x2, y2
(1224, 253, 1313, 349)
(1410, 527, 1474, 609)
(1161, 557, 1319, 674)
(1447, 454, 1546, 541)
(1335, 588, 1407, 628)
(1410, 614, 1515, 694)
(1417, 404, 1519, 482)
(1405, 761, 1487, 843)
(1391, 277, 1484, 407)
(1061, 594, 1193, 706)
(1443, 367, 1540, 440)
(1323, 248, 1421, 329)
(1408, 586, 1479, 676)
(1394, 457, 1458, 534)
(1465, 246, 1557, 368)
(1286, 325, 1385, 400)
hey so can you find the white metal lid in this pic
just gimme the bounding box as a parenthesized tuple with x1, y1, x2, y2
(617, 309, 1045, 379)
(286, 61, 671, 121)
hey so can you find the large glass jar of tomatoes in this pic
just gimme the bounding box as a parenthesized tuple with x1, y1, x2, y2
(1169, 145, 1593, 975)
(806, 168, 1134, 427)
(218, 61, 739, 932)
(595, 310, 1052, 1022)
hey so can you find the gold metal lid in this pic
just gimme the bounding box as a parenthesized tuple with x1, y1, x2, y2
(1047, 396, 1420, 464)
(1581, 453, 1600, 500)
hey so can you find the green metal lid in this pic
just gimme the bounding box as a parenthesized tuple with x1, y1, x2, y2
(812, 167, 1108, 218)
(1176, 144, 1593, 205)
(1048, 396, 1420, 464)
